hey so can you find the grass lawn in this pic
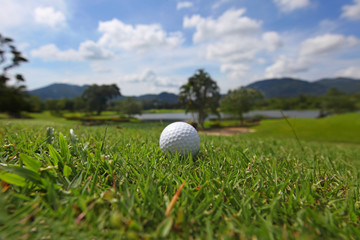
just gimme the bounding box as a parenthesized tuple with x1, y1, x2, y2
(0, 115, 359, 239)
(0, 113, 8, 119)
(144, 109, 185, 113)
(28, 111, 69, 121)
(246, 113, 360, 144)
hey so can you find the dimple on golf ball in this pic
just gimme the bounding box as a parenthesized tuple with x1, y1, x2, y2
(159, 122, 200, 157)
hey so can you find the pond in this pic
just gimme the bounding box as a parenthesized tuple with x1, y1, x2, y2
(135, 110, 321, 121)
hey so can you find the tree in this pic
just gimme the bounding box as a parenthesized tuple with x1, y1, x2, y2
(221, 88, 263, 124)
(45, 99, 63, 116)
(321, 87, 356, 115)
(179, 69, 220, 128)
(29, 96, 44, 112)
(57, 98, 75, 112)
(0, 34, 29, 116)
(82, 84, 121, 115)
(73, 97, 86, 112)
(116, 97, 143, 117)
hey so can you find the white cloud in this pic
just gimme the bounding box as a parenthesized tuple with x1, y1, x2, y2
(124, 70, 178, 87)
(212, 0, 230, 9)
(257, 58, 267, 65)
(123, 70, 156, 83)
(79, 41, 114, 60)
(184, 8, 261, 43)
(0, 0, 31, 29)
(206, 38, 261, 63)
(336, 66, 360, 78)
(31, 44, 80, 61)
(138, 71, 182, 89)
(97, 19, 183, 51)
(265, 34, 360, 78)
(273, 0, 310, 13)
(265, 56, 310, 78)
(300, 34, 359, 56)
(0, 0, 68, 31)
(220, 63, 249, 79)
(34, 7, 66, 28)
(318, 20, 339, 33)
(341, 0, 360, 20)
(262, 32, 283, 52)
(31, 18, 184, 61)
(90, 62, 111, 73)
(177, 1, 193, 10)
(184, 8, 283, 81)
(31, 41, 113, 61)
(114, 70, 183, 94)
(18, 42, 30, 51)
(220, 63, 247, 73)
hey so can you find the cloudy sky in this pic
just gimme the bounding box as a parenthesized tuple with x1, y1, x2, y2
(2, 0, 360, 95)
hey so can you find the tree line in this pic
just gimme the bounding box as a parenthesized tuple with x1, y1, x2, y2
(38, 94, 143, 118)
(254, 89, 359, 114)
(36, 76, 359, 128)
(178, 69, 360, 127)
(1, 33, 359, 128)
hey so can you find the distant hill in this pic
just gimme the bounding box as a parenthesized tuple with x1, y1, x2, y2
(137, 92, 179, 103)
(29, 77, 360, 101)
(245, 77, 360, 98)
(28, 83, 89, 100)
(315, 77, 360, 94)
(116, 92, 179, 103)
(245, 78, 325, 98)
(29, 83, 179, 103)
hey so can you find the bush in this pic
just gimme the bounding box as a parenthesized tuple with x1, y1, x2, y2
(65, 115, 130, 125)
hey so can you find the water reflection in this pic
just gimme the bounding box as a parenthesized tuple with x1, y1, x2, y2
(136, 110, 321, 121)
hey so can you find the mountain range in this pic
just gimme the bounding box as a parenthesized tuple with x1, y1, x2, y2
(245, 77, 360, 98)
(28, 77, 360, 101)
(29, 83, 90, 100)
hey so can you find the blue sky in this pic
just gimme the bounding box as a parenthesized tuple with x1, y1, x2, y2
(1, 0, 360, 95)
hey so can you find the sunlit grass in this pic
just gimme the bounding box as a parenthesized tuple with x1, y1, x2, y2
(144, 109, 185, 113)
(0, 119, 359, 239)
(246, 113, 360, 144)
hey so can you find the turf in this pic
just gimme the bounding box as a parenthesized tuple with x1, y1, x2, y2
(144, 109, 185, 113)
(0, 119, 359, 239)
(246, 113, 360, 144)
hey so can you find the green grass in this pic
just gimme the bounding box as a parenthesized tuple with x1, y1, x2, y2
(28, 111, 69, 121)
(64, 111, 119, 117)
(204, 119, 253, 128)
(245, 113, 360, 144)
(144, 109, 185, 113)
(27, 111, 120, 120)
(0, 118, 360, 239)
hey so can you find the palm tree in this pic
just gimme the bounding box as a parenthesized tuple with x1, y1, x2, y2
(179, 69, 220, 128)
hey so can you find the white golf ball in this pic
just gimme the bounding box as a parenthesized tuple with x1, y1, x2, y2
(159, 122, 200, 157)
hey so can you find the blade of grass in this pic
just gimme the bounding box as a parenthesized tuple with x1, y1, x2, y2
(280, 110, 304, 151)
(165, 180, 186, 217)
